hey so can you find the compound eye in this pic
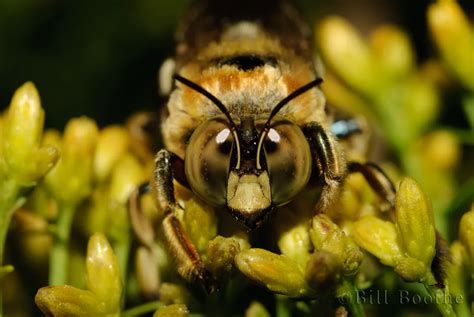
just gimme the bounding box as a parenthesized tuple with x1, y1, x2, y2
(185, 118, 233, 206)
(264, 120, 311, 205)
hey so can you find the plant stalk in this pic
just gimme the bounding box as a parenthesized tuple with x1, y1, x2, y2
(49, 203, 76, 286)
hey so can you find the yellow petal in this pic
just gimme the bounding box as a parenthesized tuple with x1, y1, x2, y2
(86, 233, 122, 313)
(352, 216, 402, 267)
(427, 0, 474, 90)
(370, 25, 415, 80)
(35, 285, 106, 317)
(2, 82, 58, 185)
(94, 126, 130, 182)
(235, 248, 314, 297)
(317, 16, 380, 95)
(395, 177, 436, 267)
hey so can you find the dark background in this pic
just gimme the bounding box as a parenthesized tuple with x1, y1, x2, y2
(0, 0, 472, 129)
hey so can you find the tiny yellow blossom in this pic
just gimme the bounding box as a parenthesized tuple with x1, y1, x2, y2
(35, 233, 122, 317)
(427, 0, 474, 90)
(353, 216, 402, 267)
(94, 126, 130, 182)
(45, 117, 99, 205)
(86, 233, 122, 313)
(317, 16, 380, 95)
(245, 301, 271, 317)
(395, 177, 436, 270)
(2, 82, 58, 185)
(183, 198, 217, 253)
(235, 248, 314, 297)
(370, 25, 414, 80)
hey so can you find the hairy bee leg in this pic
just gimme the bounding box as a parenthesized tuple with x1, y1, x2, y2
(129, 182, 156, 247)
(330, 118, 362, 139)
(304, 122, 346, 213)
(154, 149, 218, 293)
(347, 161, 396, 209)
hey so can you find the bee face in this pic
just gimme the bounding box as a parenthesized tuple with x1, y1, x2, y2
(184, 114, 312, 227)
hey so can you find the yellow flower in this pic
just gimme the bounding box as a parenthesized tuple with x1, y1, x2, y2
(94, 126, 130, 182)
(427, 0, 474, 90)
(353, 216, 402, 267)
(2, 82, 58, 185)
(317, 16, 380, 95)
(45, 117, 98, 205)
(395, 177, 436, 271)
(235, 248, 314, 297)
(36, 233, 122, 317)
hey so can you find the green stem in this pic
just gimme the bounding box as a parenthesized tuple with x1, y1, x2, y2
(340, 279, 365, 317)
(113, 235, 130, 290)
(49, 203, 76, 285)
(0, 179, 25, 317)
(424, 282, 457, 317)
(121, 301, 163, 317)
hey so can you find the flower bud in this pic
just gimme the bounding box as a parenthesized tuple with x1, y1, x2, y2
(305, 250, 342, 289)
(352, 216, 402, 267)
(402, 75, 439, 135)
(395, 177, 436, 269)
(154, 304, 189, 317)
(310, 214, 339, 250)
(427, 0, 474, 90)
(86, 233, 122, 314)
(311, 215, 363, 275)
(277, 220, 311, 269)
(245, 301, 271, 317)
(109, 154, 146, 205)
(205, 236, 241, 281)
(459, 206, 474, 278)
(159, 283, 194, 307)
(235, 248, 314, 297)
(94, 125, 130, 182)
(45, 117, 98, 205)
(317, 16, 380, 95)
(370, 25, 414, 80)
(183, 198, 217, 253)
(2, 82, 58, 185)
(394, 257, 428, 282)
(420, 130, 460, 171)
(35, 286, 106, 316)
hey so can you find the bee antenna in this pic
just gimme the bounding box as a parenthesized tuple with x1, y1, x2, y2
(174, 74, 242, 169)
(173, 74, 238, 130)
(255, 77, 323, 169)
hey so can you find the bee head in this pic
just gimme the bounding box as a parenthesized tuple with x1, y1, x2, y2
(176, 75, 322, 229)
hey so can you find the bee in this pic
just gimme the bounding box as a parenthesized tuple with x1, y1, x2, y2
(130, 0, 396, 293)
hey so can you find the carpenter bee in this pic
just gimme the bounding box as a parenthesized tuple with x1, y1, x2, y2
(130, 0, 396, 293)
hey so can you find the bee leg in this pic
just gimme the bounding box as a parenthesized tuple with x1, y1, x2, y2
(129, 182, 156, 247)
(154, 149, 218, 293)
(304, 122, 346, 213)
(347, 161, 396, 209)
